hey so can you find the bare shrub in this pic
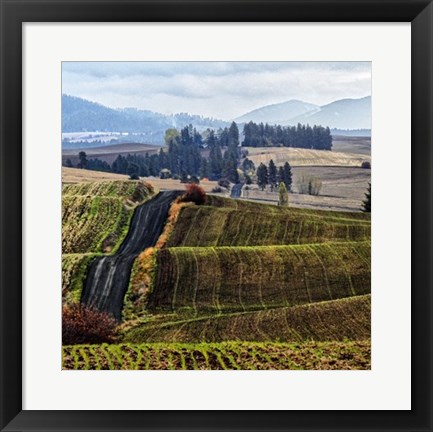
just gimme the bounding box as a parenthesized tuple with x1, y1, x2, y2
(62, 303, 118, 345)
(178, 184, 207, 205)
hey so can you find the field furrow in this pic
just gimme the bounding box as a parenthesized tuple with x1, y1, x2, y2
(63, 340, 371, 370)
(126, 294, 371, 344)
(148, 242, 370, 313)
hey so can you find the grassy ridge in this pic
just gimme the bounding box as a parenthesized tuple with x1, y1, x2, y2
(126, 294, 371, 343)
(167, 200, 370, 248)
(62, 180, 154, 304)
(62, 253, 99, 304)
(206, 195, 371, 220)
(62, 340, 371, 370)
(148, 241, 370, 313)
(62, 180, 153, 254)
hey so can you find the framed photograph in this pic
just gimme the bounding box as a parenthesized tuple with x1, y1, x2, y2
(1, 0, 432, 431)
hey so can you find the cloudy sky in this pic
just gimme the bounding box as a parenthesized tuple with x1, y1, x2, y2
(62, 62, 371, 120)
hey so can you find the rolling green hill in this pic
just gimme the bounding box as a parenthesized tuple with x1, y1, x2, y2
(62, 180, 154, 304)
(147, 242, 370, 314)
(62, 181, 371, 370)
(126, 294, 371, 343)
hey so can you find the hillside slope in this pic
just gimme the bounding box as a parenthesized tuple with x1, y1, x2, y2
(62, 180, 154, 306)
(148, 242, 370, 313)
(127, 294, 371, 343)
(166, 196, 370, 249)
(62, 180, 154, 254)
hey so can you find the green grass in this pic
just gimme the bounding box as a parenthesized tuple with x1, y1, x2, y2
(206, 195, 371, 220)
(147, 241, 370, 314)
(125, 294, 371, 344)
(62, 340, 371, 370)
(62, 180, 154, 305)
(166, 199, 370, 248)
(62, 253, 100, 303)
(62, 180, 153, 254)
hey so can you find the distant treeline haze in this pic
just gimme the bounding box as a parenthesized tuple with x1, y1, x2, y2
(66, 121, 330, 184)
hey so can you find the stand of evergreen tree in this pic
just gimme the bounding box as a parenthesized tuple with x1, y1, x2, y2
(362, 183, 371, 213)
(64, 121, 326, 187)
(243, 121, 332, 150)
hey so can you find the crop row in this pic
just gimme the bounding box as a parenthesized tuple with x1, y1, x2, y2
(206, 195, 371, 221)
(62, 180, 151, 200)
(166, 205, 370, 248)
(62, 196, 132, 254)
(62, 340, 371, 370)
(62, 180, 153, 254)
(147, 241, 370, 313)
(126, 294, 371, 343)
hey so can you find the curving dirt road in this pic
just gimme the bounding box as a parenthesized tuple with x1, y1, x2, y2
(81, 190, 182, 320)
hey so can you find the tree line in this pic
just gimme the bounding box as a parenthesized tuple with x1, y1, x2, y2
(65, 120, 330, 185)
(243, 121, 332, 149)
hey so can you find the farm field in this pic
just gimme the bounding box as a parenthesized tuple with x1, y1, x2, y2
(62, 167, 220, 193)
(245, 146, 370, 167)
(62, 340, 371, 370)
(331, 135, 371, 155)
(62, 180, 371, 370)
(125, 294, 371, 343)
(166, 197, 370, 248)
(62, 180, 153, 254)
(147, 242, 370, 314)
(242, 166, 371, 212)
(62, 143, 161, 165)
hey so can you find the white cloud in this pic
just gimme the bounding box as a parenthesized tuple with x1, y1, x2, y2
(62, 62, 371, 120)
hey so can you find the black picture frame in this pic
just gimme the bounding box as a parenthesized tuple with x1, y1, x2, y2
(1, 1, 432, 431)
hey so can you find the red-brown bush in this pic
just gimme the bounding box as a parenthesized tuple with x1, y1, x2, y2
(62, 303, 118, 345)
(178, 184, 207, 205)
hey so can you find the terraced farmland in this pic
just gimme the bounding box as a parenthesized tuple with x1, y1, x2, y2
(127, 294, 371, 343)
(62, 340, 371, 370)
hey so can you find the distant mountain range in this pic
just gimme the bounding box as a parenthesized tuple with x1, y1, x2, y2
(62, 94, 371, 148)
(62, 95, 229, 145)
(234, 100, 319, 125)
(235, 96, 371, 130)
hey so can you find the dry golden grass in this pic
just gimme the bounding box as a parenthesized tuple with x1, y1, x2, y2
(62, 167, 220, 193)
(62, 167, 129, 183)
(245, 147, 371, 167)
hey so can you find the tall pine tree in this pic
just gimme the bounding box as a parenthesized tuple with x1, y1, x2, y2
(282, 161, 292, 192)
(256, 163, 268, 191)
(268, 159, 278, 191)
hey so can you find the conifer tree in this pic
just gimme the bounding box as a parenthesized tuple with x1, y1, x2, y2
(200, 157, 209, 179)
(268, 159, 278, 191)
(256, 163, 268, 191)
(362, 183, 371, 212)
(78, 151, 88, 169)
(282, 161, 293, 191)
